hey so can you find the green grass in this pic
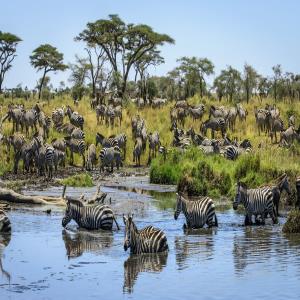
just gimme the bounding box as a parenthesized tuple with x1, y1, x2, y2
(150, 146, 299, 201)
(60, 173, 94, 187)
(1, 93, 300, 189)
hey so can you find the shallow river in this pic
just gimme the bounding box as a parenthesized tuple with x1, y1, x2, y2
(0, 177, 300, 299)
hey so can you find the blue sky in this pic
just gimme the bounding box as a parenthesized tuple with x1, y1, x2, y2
(1, 0, 300, 89)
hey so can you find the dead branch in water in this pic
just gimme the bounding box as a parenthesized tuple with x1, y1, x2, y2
(0, 187, 66, 206)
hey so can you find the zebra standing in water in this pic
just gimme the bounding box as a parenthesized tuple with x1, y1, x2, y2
(123, 214, 168, 254)
(174, 193, 218, 228)
(62, 198, 119, 230)
(233, 181, 278, 225)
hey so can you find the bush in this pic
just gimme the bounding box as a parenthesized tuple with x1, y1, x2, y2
(60, 173, 93, 187)
(283, 209, 300, 233)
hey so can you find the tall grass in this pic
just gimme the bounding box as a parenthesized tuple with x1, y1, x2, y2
(1, 94, 300, 184)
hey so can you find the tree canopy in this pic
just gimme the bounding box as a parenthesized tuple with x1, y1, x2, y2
(0, 31, 22, 93)
(76, 14, 174, 98)
(30, 44, 68, 98)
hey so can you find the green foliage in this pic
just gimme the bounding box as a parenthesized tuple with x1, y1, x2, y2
(60, 173, 93, 187)
(283, 209, 300, 233)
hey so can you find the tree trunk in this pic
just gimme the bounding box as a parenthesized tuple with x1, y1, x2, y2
(38, 69, 47, 99)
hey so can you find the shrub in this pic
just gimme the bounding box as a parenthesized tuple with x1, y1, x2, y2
(283, 209, 300, 233)
(61, 173, 93, 187)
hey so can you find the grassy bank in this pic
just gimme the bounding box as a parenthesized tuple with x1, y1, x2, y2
(150, 146, 299, 201)
(1, 94, 300, 187)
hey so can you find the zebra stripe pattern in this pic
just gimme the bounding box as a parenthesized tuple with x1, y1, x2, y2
(174, 193, 218, 228)
(62, 198, 119, 230)
(123, 215, 168, 254)
(66, 106, 84, 129)
(0, 210, 11, 233)
(64, 137, 85, 167)
(233, 181, 278, 225)
(99, 146, 122, 172)
(95, 133, 118, 148)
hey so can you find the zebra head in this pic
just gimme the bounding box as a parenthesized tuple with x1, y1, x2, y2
(62, 198, 81, 228)
(233, 182, 247, 210)
(277, 173, 291, 195)
(174, 193, 183, 220)
(123, 214, 135, 252)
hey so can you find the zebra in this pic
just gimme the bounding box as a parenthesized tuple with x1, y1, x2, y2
(56, 122, 77, 135)
(133, 137, 143, 166)
(71, 128, 85, 140)
(53, 149, 66, 172)
(148, 131, 160, 158)
(123, 252, 168, 294)
(254, 107, 271, 135)
(262, 173, 291, 218)
(223, 144, 251, 160)
(226, 106, 238, 131)
(38, 111, 51, 139)
(90, 97, 98, 109)
(187, 127, 204, 146)
(14, 134, 43, 174)
(62, 197, 120, 230)
(296, 176, 300, 209)
(176, 107, 187, 127)
(199, 140, 220, 155)
(174, 193, 218, 229)
(52, 107, 65, 128)
(111, 133, 127, 159)
(188, 104, 205, 121)
(99, 146, 122, 173)
(7, 104, 24, 133)
(95, 104, 107, 124)
(123, 214, 168, 254)
(86, 144, 97, 171)
(237, 104, 247, 122)
(21, 108, 38, 136)
(66, 105, 84, 129)
(0, 210, 11, 233)
(35, 144, 55, 178)
(233, 181, 278, 225)
(279, 126, 300, 146)
(95, 133, 118, 148)
(209, 105, 228, 119)
(174, 100, 188, 109)
(105, 105, 115, 127)
(270, 117, 284, 143)
(5, 134, 26, 153)
(64, 137, 86, 168)
(114, 105, 122, 126)
(201, 118, 226, 139)
(51, 138, 67, 152)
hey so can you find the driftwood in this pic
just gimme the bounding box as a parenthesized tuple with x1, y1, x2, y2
(0, 186, 67, 206)
(0, 184, 108, 207)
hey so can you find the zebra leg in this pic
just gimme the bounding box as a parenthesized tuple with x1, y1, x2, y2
(270, 210, 278, 224)
(244, 214, 253, 226)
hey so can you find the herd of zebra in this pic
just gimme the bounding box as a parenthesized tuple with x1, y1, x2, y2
(0, 173, 299, 256)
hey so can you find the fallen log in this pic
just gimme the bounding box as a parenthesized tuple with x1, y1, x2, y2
(0, 187, 66, 206)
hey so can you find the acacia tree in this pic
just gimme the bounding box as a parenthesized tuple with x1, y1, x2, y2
(243, 63, 258, 103)
(177, 57, 214, 98)
(76, 14, 174, 98)
(30, 44, 68, 99)
(214, 66, 241, 102)
(0, 31, 22, 93)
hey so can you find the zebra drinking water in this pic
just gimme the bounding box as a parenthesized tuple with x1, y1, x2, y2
(123, 214, 168, 255)
(62, 197, 119, 230)
(174, 193, 218, 229)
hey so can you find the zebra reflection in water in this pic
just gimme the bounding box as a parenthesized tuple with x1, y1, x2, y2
(123, 252, 168, 294)
(175, 234, 214, 270)
(62, 229, 113, 259)
(0, 232, 11, 282)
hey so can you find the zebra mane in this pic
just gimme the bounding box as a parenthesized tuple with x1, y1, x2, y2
(66, 197, 84, 207)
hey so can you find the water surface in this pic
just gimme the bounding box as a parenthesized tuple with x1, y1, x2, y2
(0, 179, 300, 299)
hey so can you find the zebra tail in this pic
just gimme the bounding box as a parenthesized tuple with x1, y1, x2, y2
(113, 216, 120, 230)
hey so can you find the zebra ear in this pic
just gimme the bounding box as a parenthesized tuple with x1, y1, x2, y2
(123, 214, 127, 224)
